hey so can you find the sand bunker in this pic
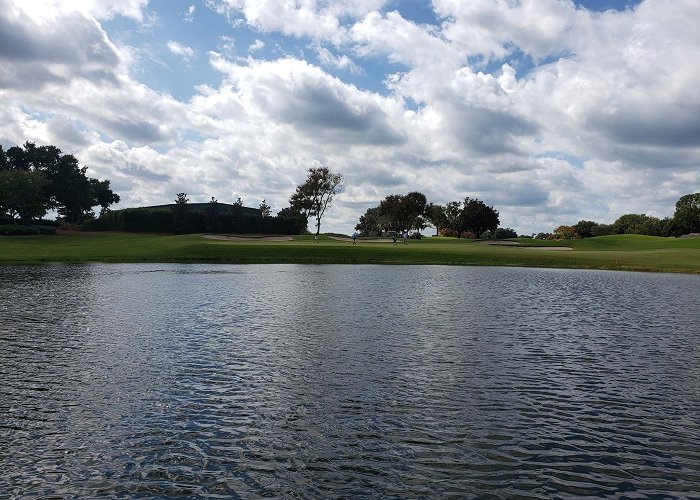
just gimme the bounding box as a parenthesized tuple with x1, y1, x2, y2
(521, 246, 573, 251)
(203, 234, 293, 241)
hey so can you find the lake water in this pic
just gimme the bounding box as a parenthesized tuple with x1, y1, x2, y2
(1, 263, 699, 498)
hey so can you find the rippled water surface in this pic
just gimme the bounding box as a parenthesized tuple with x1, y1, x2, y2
(1, 264, 699, 498)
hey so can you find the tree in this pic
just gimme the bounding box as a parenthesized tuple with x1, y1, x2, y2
(590, 223, 613, 237)
(277, 206, 308, 233)
(444, 201, 464, 236)
(493, 227, 518, 239)
(91, 179, 120, 216)
(424, 203, 447, 236)
(460, 197, 499, 238)
(355, 206, 384, 236)
(205, 197, 219, 232)
(259, 199, 271, 218)
(672, 192, 700, 235)
(3, 142, 119, 223)
(551, 225, 580, 240)
(0, 146, 8, 171)
(574, 220, 598, 238)
(290, 166, 342, 237)
(172, 192, 189, 233)
(612, 213, 665, 236)
(0, 170, 48, 222)
(443, 197, 499, 239)
(398, 191, 427, 232)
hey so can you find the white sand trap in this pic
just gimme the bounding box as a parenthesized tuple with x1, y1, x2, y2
(521, 246, 573, 251)
(203, 234, 293, 241)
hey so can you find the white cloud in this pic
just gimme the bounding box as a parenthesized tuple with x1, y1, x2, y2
(313, 44, 362, 74)
(12, 0, 148, 22)
(248, 39, 265, 53)
(167, 40, 195, 61)
(184, 4, 195, 22)
(434, 0, 578, 62)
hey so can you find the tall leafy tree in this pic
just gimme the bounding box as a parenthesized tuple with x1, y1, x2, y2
(443, 198, 499, 238)
(277, 206, 308, 233)
(290, 166, 342, 237)
(361, 192, 428, 234)
(91, 179, 120, 216)
(574, 220, 599, 238)
(444, 201, 464, 237)
(0, 170, 48, 222)
(460, 197, 499, 238)
(2, 142, 119, 223)
(672, 192, 700, 234)
(424, 203, 447, 235)
(355, 206, 384, 236)
(399, 191, 427, 232)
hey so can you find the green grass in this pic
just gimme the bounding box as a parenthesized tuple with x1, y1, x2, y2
(0, 233, 698, 273)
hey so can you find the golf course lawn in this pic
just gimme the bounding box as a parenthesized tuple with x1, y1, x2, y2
(0, 232, 699, 274)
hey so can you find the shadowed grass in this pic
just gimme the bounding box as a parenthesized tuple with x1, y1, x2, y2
(0, 233, 698, 273)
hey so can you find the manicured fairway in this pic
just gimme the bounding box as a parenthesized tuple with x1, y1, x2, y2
(0, 232, 699, 273)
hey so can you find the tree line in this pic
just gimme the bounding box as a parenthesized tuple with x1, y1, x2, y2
(538, 193, 700, 240)
(0, 142, 119, 225)
(355, 192, 503, 239)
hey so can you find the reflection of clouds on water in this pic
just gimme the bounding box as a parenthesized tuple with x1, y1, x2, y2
(1, 264, 699, 497)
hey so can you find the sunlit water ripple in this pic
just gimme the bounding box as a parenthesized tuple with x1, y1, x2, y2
(1, 264, 699, 498)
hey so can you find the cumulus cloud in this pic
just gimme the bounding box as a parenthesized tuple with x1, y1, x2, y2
(208, 0, 387, 41)
(0, 7, 121, 90)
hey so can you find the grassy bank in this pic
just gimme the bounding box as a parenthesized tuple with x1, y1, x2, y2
(0, 232, 699, 273)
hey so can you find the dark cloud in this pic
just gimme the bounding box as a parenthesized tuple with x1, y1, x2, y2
(118, 164, 171, 183)
(443, 103, 539, 156)
(103, 119, 169, 144)
(350, 165, 406, 189)
(46, 117, 91, 147)
(590, 106, 700, 149)
(261, 77, 404, 145)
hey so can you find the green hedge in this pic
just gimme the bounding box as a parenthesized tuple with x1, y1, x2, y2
(0, 224, 57, 235)
(86, 208, 306, 235)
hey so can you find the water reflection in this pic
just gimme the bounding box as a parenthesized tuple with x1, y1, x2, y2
(1, 264, 699, 497)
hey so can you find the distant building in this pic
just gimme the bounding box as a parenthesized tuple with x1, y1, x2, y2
(143, 202, 261, 217)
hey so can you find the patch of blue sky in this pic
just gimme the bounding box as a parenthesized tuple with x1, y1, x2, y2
(574, 0, 642, 12)
(102, 0, 248, 100)
(384, 0, 443, 26)
(541, 152, 587, 169)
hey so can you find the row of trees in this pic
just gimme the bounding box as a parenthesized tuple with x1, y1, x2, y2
(355, 192, 501, 239)
(0, 142, 119, 224)
(536, 193, 700, 240)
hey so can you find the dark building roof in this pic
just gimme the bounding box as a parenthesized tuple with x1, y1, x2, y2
(118, 202, 262, 216)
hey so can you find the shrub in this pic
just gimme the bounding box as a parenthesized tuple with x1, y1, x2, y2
(0, 225, 40, 235)
(438, 228, 474, 238)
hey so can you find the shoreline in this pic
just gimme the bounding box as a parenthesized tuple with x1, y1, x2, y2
(0, 233, 698, 274)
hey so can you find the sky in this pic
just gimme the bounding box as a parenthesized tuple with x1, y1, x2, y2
(1, 0, 698, 235)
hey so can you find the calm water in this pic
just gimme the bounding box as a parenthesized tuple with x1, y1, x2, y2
(1, 264, 699, 498)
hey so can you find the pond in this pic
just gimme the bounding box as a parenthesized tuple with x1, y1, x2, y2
(1, 264, 699, 497)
